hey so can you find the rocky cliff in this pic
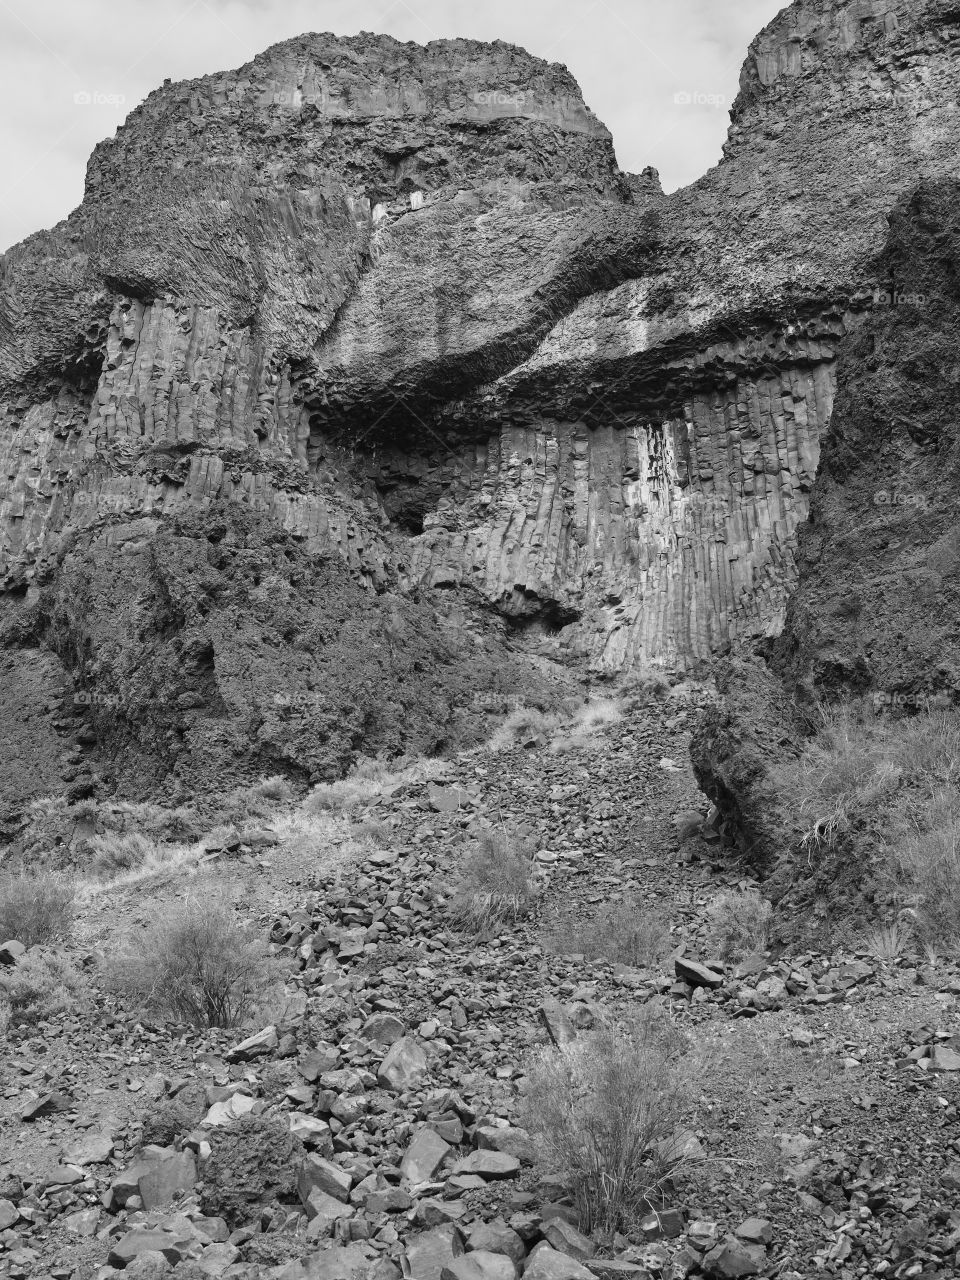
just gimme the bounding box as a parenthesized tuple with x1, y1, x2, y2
(4, 1, 960, 819)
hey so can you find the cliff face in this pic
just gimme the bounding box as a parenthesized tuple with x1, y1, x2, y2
(3, 3, 960, 816)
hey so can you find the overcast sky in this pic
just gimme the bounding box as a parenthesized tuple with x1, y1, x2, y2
(0, 0, 785, 253)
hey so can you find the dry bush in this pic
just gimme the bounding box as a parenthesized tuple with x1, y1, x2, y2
(770, 704, 902, 851)
(488, 706, 562, 753)
(250, 776, 294, 804)
(549, 698, 623, 755)
(0, 872, 74, 946)
(890, 792, 960, 949)
(448, 831, 536, 935)
(543, 898, 671, 969)
(523, 1010, 687, 1234)
(621, 669, 672, 710)
(107, 898, 277, 1028)
(0, 951, 87, 1026)
(305, 755, 447, 812)
(86, 832, 161, 879)
(706, 889, 773, 962)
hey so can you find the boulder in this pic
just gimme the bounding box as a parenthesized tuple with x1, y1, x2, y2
(362, 1012, 406, 1045)
(378, 1036, 428, 1091)
(539, 1000, 577, 1047)
(405, 1224, 466, 1280)
(442, 1251, 518, 1280)
(107, 1229, 196, 1268)
(298, 1154, 353, 1203)
(542, 1219, 594, 1261)
(402, 1128, 452, 1183)
(225, 1025, 278, 1062)
(701, 1237, 766, 1278)
(523, 1244, 594, 1280)
(451, 1151, 520, 1180)
(138, 1151, 197, 1210)
(674, 957, 724, 989)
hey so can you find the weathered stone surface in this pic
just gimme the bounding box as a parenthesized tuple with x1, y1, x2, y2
(450, 1151, 520, 1179)
(107, 1229, 195, 1267)
(298, 1154, 353, 1203)
(701, 1237, 766, 1278)
(441, 1251, 518, 1280)
(523, 1244, 595, 1280)
(5, 4, 960, 815)
(378, 1036, 429, 1091)
(137, 1151, 197, 1209)
(401, 1127, 452, 1183)
(405, 1224, 466, 1280)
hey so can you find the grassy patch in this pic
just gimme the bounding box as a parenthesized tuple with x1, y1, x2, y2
(447, 831, 536, 935)
(543, 897, 671, 969)
(0, 872, 75, 946)
(706, 889, 772, 962)
(770, 703, 960, 949)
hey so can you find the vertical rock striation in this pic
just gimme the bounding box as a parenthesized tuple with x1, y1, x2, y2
(3, 3, 960, 809)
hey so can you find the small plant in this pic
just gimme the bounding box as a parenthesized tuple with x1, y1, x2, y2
(706, 889, 773, 962)
(86, 832, 159, 879)
(250, 776, 294, 804)
(305, 756, 447, 812)
(523, 1010, 686, 1235)
(544, 899, 671, 969)
(890, 795, 960, 949)
(0, 950, 87, 1026)
(865, 919, 913, 961)
(621, 670, 671, 710)
(447, 831, 535, 935)
(0, 872, 74, 946)
(488, 706, 561, 753)
(108, 897, 276, 1028)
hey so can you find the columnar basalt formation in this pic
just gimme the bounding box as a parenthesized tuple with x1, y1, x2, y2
(3, 2, 960, 809)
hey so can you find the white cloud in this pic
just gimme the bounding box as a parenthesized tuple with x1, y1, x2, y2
(0, 0, 784, 252)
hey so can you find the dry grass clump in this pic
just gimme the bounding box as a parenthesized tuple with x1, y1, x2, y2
(447, 831, 536, 935)
(543, 897, 671, 969)
(864, 919, 914, 961)
(549, 698, 623, 755)
(107, 897, 277, 1028)
(523, 1009, 687, 1235)
(488, 706, 563, 752)
(706, 889, 773, 962)
(304, 755, 448, 812)
(770, 703, 960, 948)
(620, 669, 672, 710)
(0, 872, 75, 946)
(0, 950, 87, 1027)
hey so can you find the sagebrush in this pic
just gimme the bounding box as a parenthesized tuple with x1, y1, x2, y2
(524, 1010, 687, 1234)
(0, 872, 74, 946)
(706, 889, 772, 962)
(107, 898, 276, 1027)
(448, 831, 536, 935)
(0, 950, 87, 1027)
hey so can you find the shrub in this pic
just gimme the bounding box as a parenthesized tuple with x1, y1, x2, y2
(864, 919, 914, 961)
(108, 898, 276, 1028)
(86, 832, 159, 879)
(523, 1011, 686, 1235)
(0, 873, 74, 946)
(706, 889, 773, 962)
(621, 670, 671, 710)
(448, 831, 536, 935)
(488, 706, 561, 753)
(0, 950, 87, 1026)
(543, 898, 670, 969)
(890, 792, 960, 948)
(304, 755, 446, 812)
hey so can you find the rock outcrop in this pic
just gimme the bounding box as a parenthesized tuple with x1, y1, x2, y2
(4, 2, 960, 814)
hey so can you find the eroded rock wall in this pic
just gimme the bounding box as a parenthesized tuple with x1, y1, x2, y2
(4, 3, 960, 813)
